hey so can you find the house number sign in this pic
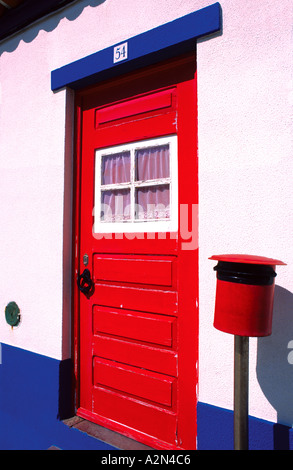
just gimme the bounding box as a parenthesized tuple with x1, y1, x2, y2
(113, 42, 128, 63)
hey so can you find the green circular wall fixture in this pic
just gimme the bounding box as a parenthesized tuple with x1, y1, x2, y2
(5, 302, 20, 327)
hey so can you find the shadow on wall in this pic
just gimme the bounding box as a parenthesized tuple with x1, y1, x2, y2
(0, 0, 106, 55)
(256, 285, 293, 449)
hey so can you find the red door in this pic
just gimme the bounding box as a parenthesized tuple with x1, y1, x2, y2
(74, 54, 198, 450)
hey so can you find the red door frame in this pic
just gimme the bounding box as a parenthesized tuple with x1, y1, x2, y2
(72, 53, 198, 449)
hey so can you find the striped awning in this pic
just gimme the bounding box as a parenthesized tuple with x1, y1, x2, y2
(0, 0, 26, 18)
(0, 0, 76, 41)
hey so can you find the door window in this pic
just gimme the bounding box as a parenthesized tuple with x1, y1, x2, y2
(94, 135, 178, 233)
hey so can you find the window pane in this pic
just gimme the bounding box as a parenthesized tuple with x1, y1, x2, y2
(101, 189, 130, 222)
(135, 144, 170, 181)
(135, 184, 170, 220)
(101, 151, 131, 185)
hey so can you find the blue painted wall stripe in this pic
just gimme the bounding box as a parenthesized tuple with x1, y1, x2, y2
(1, 342, 292, 449)
(197, 402, 293, 450)
(51, 2, 221, 91)
(0, 343, 116, 450)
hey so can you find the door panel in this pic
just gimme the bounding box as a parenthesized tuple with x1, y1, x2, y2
(93, 284, 177, 314)
(92, 335, 178, 376)
(93, 357, 175, 406)
(93, 255, 173, 286)
(92, 387, 177, 445)
(74, 55, 198, 450)
(93, 306, 175, 347)
(95, 88, 175, 126)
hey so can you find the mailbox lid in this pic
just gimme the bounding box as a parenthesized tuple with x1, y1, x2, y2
(209, 254, 286, 266)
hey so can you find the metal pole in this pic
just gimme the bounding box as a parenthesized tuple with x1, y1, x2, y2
(234, 335, 249, 450)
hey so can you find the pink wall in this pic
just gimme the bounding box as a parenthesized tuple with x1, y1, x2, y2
(197, 0, 292, 425)
(0, 0, 292, 426)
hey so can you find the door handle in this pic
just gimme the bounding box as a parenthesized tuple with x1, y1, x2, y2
(77, 268, 94, 296)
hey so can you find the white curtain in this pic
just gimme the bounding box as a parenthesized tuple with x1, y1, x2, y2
(100, 144, 170, 222)
(135, 144, 170, 180)
(135, 185, 170, 220)
(101, 189, 131, 222)
(102, 151, 130, 185)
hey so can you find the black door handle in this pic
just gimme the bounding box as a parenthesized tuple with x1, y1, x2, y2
(77, 268, 94, 296)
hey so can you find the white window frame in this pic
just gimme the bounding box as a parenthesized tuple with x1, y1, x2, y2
(94, 135, 178, 233)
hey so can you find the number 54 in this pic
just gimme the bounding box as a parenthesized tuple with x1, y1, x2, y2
(113, 42, 128, 63)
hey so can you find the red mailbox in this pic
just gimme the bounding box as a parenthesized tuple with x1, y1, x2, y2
(209, 254, 286, 337)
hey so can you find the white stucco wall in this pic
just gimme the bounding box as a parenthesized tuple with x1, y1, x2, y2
(0, 0, 292, 426)
(197, 0, 293, 426)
